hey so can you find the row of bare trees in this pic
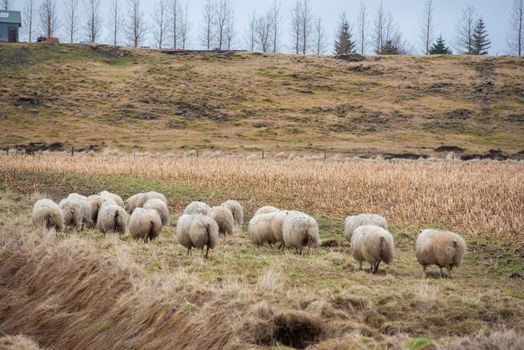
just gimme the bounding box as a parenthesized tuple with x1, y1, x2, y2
(9, 0, 524, 56)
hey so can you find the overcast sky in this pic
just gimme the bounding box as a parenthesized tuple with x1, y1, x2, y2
(9, 0, 517, 54)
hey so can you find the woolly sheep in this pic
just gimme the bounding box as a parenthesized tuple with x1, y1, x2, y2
(416, 229, 467, 278)
(248, 210, 289, 247)
(96, 202, 128, 235)
(208, 206, 235, 236)
(344, 214, 388, 242)
(87, 195, 103, 224)
(59, 198, 85, 232)
(67, 193, 94, 228)
(254, 206, 280, 217)
(129, 208, 163, 242)
(176, 214, 219, 258)
(221, 200, 244, 227)
(143, 198, 170, 226)
(31, 199, 64, 232)
(183, 201, 211, 215)
(351, 225, 394, 274)
(125, 192, 168, 214)
(282, 211, 321, 254)
(99, 191, 125, 208)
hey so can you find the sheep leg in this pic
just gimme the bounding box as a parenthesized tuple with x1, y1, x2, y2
(373, 261, 381, 274)
(187, 247, 191, 255)
(422, 265, 427, 278)
(359, 261, 363, 271)
(205, 246, 209, 259)
(447, 265, 452, 278)
(439, 266, 444, 278)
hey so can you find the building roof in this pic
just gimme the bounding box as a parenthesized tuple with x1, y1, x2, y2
(0, 11, 21, 26)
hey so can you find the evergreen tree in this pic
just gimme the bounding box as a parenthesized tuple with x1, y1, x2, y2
(429, 35, 452, 54)
(380, 40, 399, 55)
(472, 18, 491, 55)
(334, 14, 355, 55)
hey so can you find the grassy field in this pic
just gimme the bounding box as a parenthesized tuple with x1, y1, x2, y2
(0, 43, 523, 156)
(0, 154, 523, 349)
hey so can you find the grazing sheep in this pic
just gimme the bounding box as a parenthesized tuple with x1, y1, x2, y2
(99, 191, 125, 208)
(351, 225, 394, 274)
(254, 206, 280, 217)
(87, 195, 103, 224)
(67, 193, 88, 201)
(59, 198, 86, 232)
(31, 199, 64, 232)
(416, 229, 467, 278)
(183, 201, 211, 215)
(248, 210, 289, 247)
(144, 198, 169, 226)
(125, 191, 168, 214)
(129, 208, 163, 242)
(344, 214, 388, 242)
(67, 193, 93, 228)
(282, 212, 321, 254)
(176, 214, 219, 258)
(221, 200, 244, 227)
(97, 202, 128, 235)
(208, 206, 235, 236)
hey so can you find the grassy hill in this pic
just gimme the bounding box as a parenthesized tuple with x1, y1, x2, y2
(0, 43, 523, 155)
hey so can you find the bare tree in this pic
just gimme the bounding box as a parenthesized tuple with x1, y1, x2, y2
(313, 17, 327, 55)
(179, 4, 189, 49)
(39, 0, 60, 38)
(108, 0, 121, 45)
(456, 5, 477, 54)
(255, 12, 271, 52)
(152, 0, 168, 48)
(2, 0, 10, 10)
(420, 0, 436, 54)
(372, 1, 385, 54)
(246, 11, 256, 51)
(357, 0, 367, 55)
(126, 0, 146, 48)
(508, 0, 524, 56)
(64, 0, 80, 43)
(23, 0, 36, 42)
(270, 0, 281, 53)
(290, 1, 301, 54)
(200, 0, 214, 50)
(170, 0, 180, 49)
(224, 4, 235, 50)
(300, 0, 313, 54)
(214, 0, 233, 50)
(85, 0, 102, 43)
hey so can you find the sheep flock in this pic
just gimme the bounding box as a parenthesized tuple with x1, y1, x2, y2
(32, 190, 467, 278)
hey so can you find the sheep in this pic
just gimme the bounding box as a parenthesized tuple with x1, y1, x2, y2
(208, 206, 235, 236)
(143, 198, 169, 226)
(67, 193, 94, 228)
(183, 201, 211, 215)
(125, 191, 168, 214)
(99, 191, 125, 208)
(351, 225, 394, 274)
(31, 199, 64, 232)
(129, 208, 163, 242)
(344, 214, 388, 242)
(87, 195, 103, 224)
(282, 211, 321, 254)
(416, 229, 467, 278)
(59, 198, 85, 232)
(248, 210, 289, 247)
(175, 214, 219, 258)
(254, 206, 280, 217)
(96, 202, 128, 235)
(221, 200, 244, 227)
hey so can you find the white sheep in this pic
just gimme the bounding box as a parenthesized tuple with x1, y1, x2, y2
(143, 198, 170, 226)
(351, 225, 394, 274)
(59, 198, 85, 232)
(67, 193, 94, 228)
(96, 201, 128, 235)
(176, 214, 219, 258)
(344, 214, 388, 242)
(31, 199, 64, 232)
(248, 210, 289, 247)
(282, 211, 321, 254)
(99, 191, 125, 208)
(129, 208, 163, 242)
(221, 200, 244, 227)
(254, 205, 280, 217)
(87, 194, 103, 224)
(208, 206, 235, 236)
(125, 191, 168, 214)
(416, 229, 467, 278)
(183, 201, 211, 215)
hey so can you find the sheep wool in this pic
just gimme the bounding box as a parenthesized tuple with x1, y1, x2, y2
(248, 210, 289, 247)
(183, 201, 211, 216)
(59, 198, 85, 232)
(67, 193, 93, 228)
(254, 206, 280, 217)
(32, 199, 64, 232)
(282, 212, 321, 253)
(176, 214, 219, 258)
(208, 206, 235, 236)
(125, 192, 168, 214)
(129, 208, 163, 242)
(416, 229, 467, 278)
(87, 195, 103, 224)
(97, 203, 128, 235)
(344, 214, 388, 242)
(99, 191, 125, 208)
(351, 225, 394, 274)
(143, 198, 170, 226)
(221, 200, 244, 227)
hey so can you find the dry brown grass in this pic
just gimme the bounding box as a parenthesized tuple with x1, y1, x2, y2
(1, 153, 522, 242)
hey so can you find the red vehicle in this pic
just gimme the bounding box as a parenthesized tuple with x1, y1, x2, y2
(37, 37, 59, 43)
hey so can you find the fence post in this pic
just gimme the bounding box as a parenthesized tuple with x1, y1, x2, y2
(262, 150, 265, 159)
(6, 146, 9, 155)
(324, 152, 327, 162)
(71, 147, 75, 156)
(196, 149, 199, 158)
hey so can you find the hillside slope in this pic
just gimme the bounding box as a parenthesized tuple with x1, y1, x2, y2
(0, 43, 523, 155)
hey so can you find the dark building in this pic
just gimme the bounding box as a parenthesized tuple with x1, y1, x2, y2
(0, 11, 21, 43)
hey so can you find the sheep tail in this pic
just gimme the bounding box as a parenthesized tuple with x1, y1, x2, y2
(148, 221, 155, 241)
(205, 224, 210, 245)
(114, 210, 119, 230)
(453, 240, 458, 248)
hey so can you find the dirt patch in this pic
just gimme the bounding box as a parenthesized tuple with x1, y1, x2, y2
(273, 311, 322, 349)
(383, 153, 430, 160)
(434, 145, 466, 153)
(461, 149, 510, 161)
